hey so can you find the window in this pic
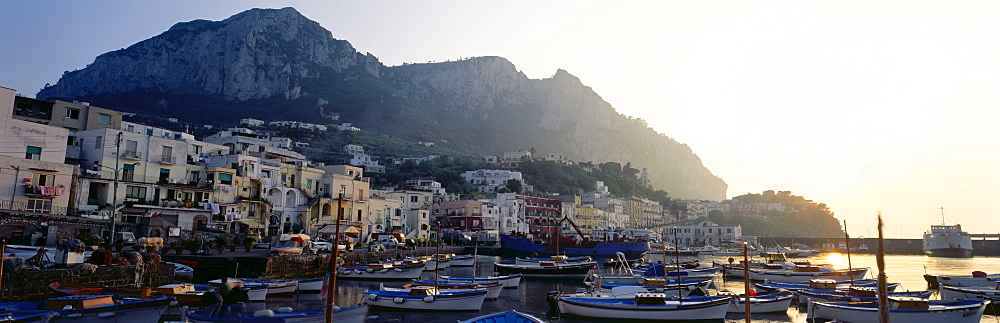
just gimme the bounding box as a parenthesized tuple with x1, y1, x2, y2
(125, 140, 138, 156)
(95, 136, 103, 149)
(25, 146, 41, 160)
(27, 198, 52, 213)
(31, 173, 52, 186)
(66, 109, 80, 119)
(410, 196, 418, 203)
(126, 185, 147, 199)
(98, 113, 112, 125)
(162, 146, 173, 160)
(306, 179, 313, 189)
(218, 173, 233, 185)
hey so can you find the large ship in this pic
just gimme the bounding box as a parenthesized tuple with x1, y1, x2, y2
(922, 208, 973, 258)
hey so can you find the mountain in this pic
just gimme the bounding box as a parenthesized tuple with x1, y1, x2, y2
(37, 7, 727, 200)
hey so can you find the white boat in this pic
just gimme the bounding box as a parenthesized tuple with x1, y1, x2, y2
(749, 266, 868, 282)
(940, 282, 1000, 301)
(296, 277, 324, 293)
(270, 233, 310, 255)
(165, 261, 194, 280)
(363, 286, 488, 311)
(922, 209, 973, 258)
(807, 297, 989, 323)
(712, 249, 742, 256)
(556, 293, 730, 320)
(449, 254, 476, 267)
(934, 272, 1000, 287)
(494, 261, 596, 277)
(440, 274, 522, 289)
(718, 291, 794, 313)
(211, 278, 298, 297)
(337, 263, 424, 280)
(382, 280, 504, 299)
(514, 255, 592, 265)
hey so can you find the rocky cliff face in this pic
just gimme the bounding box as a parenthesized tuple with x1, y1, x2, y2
(37, 8, 726, 200)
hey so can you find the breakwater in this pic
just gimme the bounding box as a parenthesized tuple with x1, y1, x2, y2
(763, 237, 1000, 256)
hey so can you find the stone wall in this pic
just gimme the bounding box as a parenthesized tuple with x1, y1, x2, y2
(1, 263, 174, 301)
(0, 211, 135, 246)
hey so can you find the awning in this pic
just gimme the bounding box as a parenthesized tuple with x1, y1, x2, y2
(318, 225, 362, 234)
(239, 219, 265, 228)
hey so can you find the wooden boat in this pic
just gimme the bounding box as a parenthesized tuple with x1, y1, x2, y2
(47, 282, 145, 298)
(231, 279, 298, 297)
(940, 282, 1000, 302)
(754, 279, 898, 293)
(295, 278, 323, 293)
(749, 266, 868, 282)
(363, 286, 488, 311)
(0, 295, 173, 323)
(556, 293, 730, 320)
(596, 279, 712, 295)
(494, 261, 595, 277)
(930, 272, 1000, 287)
(807, 297, 990, 323)
(269, 234, 309, 255)
(514, 255, 592, 265)
(337, 263, 424, 281)
(449, 254, 476, 267)
(165, 261, 195, 280)
(459, 310, 544, 323)
(208, 279, 284, 299)
(152, 283, 212, 307)
(440, 274, 522, 289)
(718, 290, 794, 313)
(382, 280, 503, 299)
(798, 286, 932, 303)
(184, 305, 368, 323)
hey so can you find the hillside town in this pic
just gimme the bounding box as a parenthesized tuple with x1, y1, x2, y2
(0, 85, 813, 249)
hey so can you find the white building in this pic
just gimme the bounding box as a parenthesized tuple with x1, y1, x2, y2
(239, 118, 264, 127)
(664, 221, 743, 246)
(461, 169, 524, 194)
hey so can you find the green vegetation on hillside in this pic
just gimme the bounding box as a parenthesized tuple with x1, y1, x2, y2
(517, 160, 671, 205)
(707, 190, 844, 238)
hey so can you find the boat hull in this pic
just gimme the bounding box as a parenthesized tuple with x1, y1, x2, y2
(363, 290, 487, 311)
(337, 267, 424, 281)
(449, 255, 476, 267)
(749, 268, 868, 282)
(458, 310, 544, 323)
(941, 285, 1000, 300)
(936, 274, 1000, 287)
(494, 262, 595, 277)
(184, 308, 328, 323)
(925, 248, 973, 258)
(557, 296, 730, 320)
(440, 275, 521, 289)
(725, 294, 794, 313)
(808, 299, 989, 323)
(500, 235, 649, 258)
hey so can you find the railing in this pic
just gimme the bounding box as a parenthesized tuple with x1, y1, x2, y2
(121, 151, 142, 160)
(0, 199, 68, 215)
(158, 155, 177, 164)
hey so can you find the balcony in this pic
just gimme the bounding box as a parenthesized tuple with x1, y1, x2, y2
(158, 155, 177, 164)
(121, 150, 142, 160)
(24, 185, 66, 196)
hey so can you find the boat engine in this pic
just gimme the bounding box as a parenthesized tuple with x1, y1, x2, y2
(545, 291, 560, 313)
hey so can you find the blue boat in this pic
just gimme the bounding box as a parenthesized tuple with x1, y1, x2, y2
(500, 235, 649, 258)
(459, 310, 545, 323)
(798, 288, 933, 303)
(0, 310, 56, 323)
(754, 279, 899, 292)
(0, 295, 173, 322)
(184, 304, 368, 323)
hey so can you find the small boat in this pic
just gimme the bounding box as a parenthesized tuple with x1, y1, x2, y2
(749, 266, 868, 282)
(165, 261, 195, 280)
(556, 293, 730, 320)
(940, 281, 1000, 303)
(798, 286, 932, 303)
(337, 263, 424, 281)
(184, 305, 368, 323)
(449, 254, 476, 267)
(754, 279, 898, 293)
(718, 290, 794, 313)
(644, 248, 699, 257)
(47, 282, 144, 298)
(494, 261, 595, 277)
(363, 286, 488, 311)
(596, 279, 712, 295)
(500, 234, 649, 259)
(930, 271, 1000, 287)
(0, 295, 173, 323)
(270, 234, 310, 255)
(153, 283, 213, 307)
(807, 297, 990, 323)
(440, 274, 522, 289)
(295, 277, 323, 293)
(382, 280, 504, 299)
(459, 310, 544, 323)
(514, 255, 592, 265)
(210, 279, 292, 298)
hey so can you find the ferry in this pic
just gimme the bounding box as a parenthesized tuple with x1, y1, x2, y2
(922, 208, 973, 258)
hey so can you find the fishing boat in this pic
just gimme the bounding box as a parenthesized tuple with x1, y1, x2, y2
(922, 208, 973, 258)
(798, 286, 932, 303)
(152, 283, 213, 307)
(337, 263, 424, 281)
(440, 274, 522, 289)
(210, 279, 294, 298)
(514, 255, 592, 265)
(940, 281, 1000, 304)
(382, 280, 504, 299)
(928, 271, 1000, 287)
(0, 310, 56, 323)
(754, 279, 899, 293)
(458, 310, 544, 323)
(500, 234, 649, 259)
(494, 261, 596, 277)
(165, 261, 195, 280)
(449, 254, 476, 267)
(183, 305, 368, 323)
(748, 266, 868, 282)
(0, 295, 173, 323)
(596, 279, 712, 295)
(643, 248, 699, 257)
(556, 293, 730, 320)
(363, 286, 488, 311)
(718, 290, 794, 313)
(807, 297, 990, 323)
(47, 282, 144, 298)
(295, 278, 323, 293)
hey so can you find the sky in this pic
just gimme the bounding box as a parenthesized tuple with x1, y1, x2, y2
(2, 1, 999, 238)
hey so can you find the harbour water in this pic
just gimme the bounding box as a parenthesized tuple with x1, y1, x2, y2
(255, 253, 1000, 322)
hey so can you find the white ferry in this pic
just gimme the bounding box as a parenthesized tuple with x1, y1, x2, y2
(922, 208, 973, 258)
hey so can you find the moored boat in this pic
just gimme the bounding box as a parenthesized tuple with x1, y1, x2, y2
(514, 255, 592, 265)
(440, 274, 522, 289)
(922, 209, 973, 258)
(718, 290, 794, 313)
(449, 254, 476, 267)
(500, 235, 649, 259)
(798, 286, 932, 303)
(383, 280, 504, 299)
(930, 271, 1000, 287)
(458, 310, 544, 323)
(0, 310, 56, 323)
(337, 263, 424, 281)
(596, 279, 712, 295)
(295, 278, 323, 293)
(749, 266, 868, 282)
(753, 279, 897, 293)
(940, 282, 1000, 303)
(363, 286, 488, 311)
(494, 261, 595, 277)
(807, 297, 989, 323)
(556, 293, 730, 320)
(0, 295, 173, 323)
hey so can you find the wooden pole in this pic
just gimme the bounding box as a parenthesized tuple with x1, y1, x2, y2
(0, 241, 6, 301)
(324, 190, 345, 323)
(743, 242, 751, 323)
(435, 221, 441, 290)
(876, 212, 889, 323)
(843, 220, 854, 286)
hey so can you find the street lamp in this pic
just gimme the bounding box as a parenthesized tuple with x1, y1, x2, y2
(94, 160, 140, 246)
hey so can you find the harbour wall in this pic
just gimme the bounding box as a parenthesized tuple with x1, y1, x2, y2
(0, 263, 175, 301)
(763, 237, 1000, 257)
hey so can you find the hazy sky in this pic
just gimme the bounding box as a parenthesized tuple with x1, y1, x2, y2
(2, 1, 998, 238)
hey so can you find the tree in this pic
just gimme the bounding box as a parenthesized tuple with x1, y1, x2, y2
(505, 179, 523, 194)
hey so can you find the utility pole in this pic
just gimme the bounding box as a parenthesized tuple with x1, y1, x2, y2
(325, 185, 346, 323)
(9, 166, 20, 210)
(109, 132, 123, 246)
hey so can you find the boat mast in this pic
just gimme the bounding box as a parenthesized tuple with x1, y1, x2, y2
(325, 186, 346, 323)
(876, 212, 889, 323)
(674, 227, 681, 301)
(940, 207, 945, 225)
(661, 228, 668, 282)
(843, 220, 854, 286)
(743, 242, 751, 323)
(435, 221, 441, 291)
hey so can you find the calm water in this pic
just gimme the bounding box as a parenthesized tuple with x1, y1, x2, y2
(257, 253, 1000, 322)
